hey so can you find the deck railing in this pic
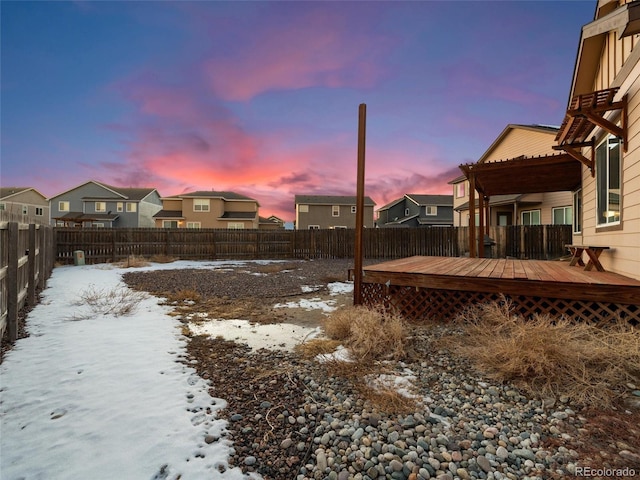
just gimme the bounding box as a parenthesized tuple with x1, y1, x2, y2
(54, 225, 572, 264)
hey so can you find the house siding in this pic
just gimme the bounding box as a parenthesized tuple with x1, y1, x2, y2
(484, 129, 557, 161)
(0, 190, 50, 221)
(571, 1, 640, 279)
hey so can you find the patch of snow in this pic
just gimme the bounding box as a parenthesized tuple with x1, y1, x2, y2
(0, 263, 259, 480)
(328, 281, 353, 295)
(301, 285, 323, 293)
(316, 345, 353, 363)
(189, 320, 322, 352)
(273, 297, 337, 313)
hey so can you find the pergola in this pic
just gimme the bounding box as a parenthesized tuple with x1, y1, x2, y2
(459, 86, 628, 258)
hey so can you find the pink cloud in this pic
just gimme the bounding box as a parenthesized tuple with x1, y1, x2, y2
(202, 8, 392, 101)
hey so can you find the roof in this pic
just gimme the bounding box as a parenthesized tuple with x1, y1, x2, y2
(405, 194, 453, 206)
(259, 216, 283, 224)
(52, 212, 120, 222)
(152, 210, 185, 219)
(49, 180, 157, 201)
(219, 211, 257, 220)
(459, 153, 582, 197)
(165, 191, 257, 202)
(0, 187, 47, 200)
(295, 195, 376, 206)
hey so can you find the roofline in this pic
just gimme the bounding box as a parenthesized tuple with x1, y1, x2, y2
(0, 187, 48, 201)
(478, 124, 559, 164)
(49, 180, 128, 200)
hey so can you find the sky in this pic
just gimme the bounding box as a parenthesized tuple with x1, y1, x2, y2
(0, 259, 351, 479)
(1, 1, 596, 221)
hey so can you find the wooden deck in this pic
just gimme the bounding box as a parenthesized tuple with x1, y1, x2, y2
(361, 256, 640, 323)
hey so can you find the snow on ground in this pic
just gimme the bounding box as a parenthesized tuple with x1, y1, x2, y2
(0, 261, 286, 480)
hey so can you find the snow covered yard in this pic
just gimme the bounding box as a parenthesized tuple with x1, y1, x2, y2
(0, 262, 274, 480)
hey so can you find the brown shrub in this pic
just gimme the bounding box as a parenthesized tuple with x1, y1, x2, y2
(449, 298, 640, 408)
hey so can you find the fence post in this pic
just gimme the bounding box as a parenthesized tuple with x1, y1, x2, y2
(39, 227, 47, 289)
(28, 223, 36, 306)
(7, 222, 18, 342)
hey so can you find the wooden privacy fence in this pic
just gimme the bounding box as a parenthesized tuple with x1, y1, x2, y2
(1, 221, 55, 342)
(55, 225, 571, 264)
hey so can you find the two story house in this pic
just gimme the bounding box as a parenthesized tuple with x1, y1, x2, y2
(153, 191, 259, 229)
(376, 194, 453, 227)
(450, 124, 573, 227)
(49, 180, 162, 227)
(0, 187, 49, 224)
(294, 195, 376, 229)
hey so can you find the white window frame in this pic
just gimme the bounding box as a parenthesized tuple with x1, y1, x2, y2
(22, 205, 28, 215)
(309, 225, 320, 229)
(405, 208, 410, 216)
(59, 201, 70, 212)
(332, 226, 347, 229)
(35, 207, 43, 216)
(521, 209, 541, 226)
(126, 202, 137, 213)
(95, 202, 106, 212)
(227, 222, 244, 229)
(92, 223, 105, 228)
(186, 222, 201, 229)
(573, 189, 582, 234)
(596, 134, 621, 227)
(116, 202, 124, 212)
(425, 205, 437, 216)
(351, 206, 357, 214)
(193, 199, 210, 212)
(332, 205, 340, 217)
(456, 182, 466, 198)
(162, 220, 178, 228)
(552, 206, 572, 225)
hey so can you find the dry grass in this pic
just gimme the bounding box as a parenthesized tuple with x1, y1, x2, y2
(295, 338, 342, 358)
(324, 306, 407, 361)
(148, 254, 176, 264)
(448, 298, 640, 408)
(72, 285, 147, 319)
(116, 255, 151, 268)
(356, 384, 420, 415)
(165, 288, 202, 303)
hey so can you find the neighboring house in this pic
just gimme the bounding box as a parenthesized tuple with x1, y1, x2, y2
(49, 180, 162, 227)
(376, 194, 453, 227)
(0, 187, 49, 223)
(154, 191, 259, 229)
(551, 0, 640, 280)
(450, 124, 574, 227)
(259, 215, 285, 230)
(294, 195, 376, 229)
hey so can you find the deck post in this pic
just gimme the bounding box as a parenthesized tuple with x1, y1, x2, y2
(478, 192, 485, 258)
(469, 173, 476, 258)
(354, 103, 366, 305)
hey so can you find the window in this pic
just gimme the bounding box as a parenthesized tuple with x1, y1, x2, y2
(456, 182, 466, 198)
(35, 207, 43, 216)
(596, 135, 621, 226)
(332, 226, 347, 229)
(95, 202, 106, 212)
(309, 225, 320, 229)
(22, 205, 28, 215)
(405, 208, 410, 216)
(163, 220, 178, 228)
(126, 202, 137, 213)
(228, 222, 244, 229)
(332, 205, 340, 217)
(299, 204, 309, 213)
(351, 206, 357, 214)
(521, 209, 541, 225)
(92, 223, 104, 228)
(116, 202, 124, 212)
(186, 222, 201, 229)
(59, 201, 70, 212)
(573, 189, 582, 234)
(552, 206, 572, 225)
(193, 199, 210, 212)
(0, 203, 5, 210)
(425, 205, 437, 216)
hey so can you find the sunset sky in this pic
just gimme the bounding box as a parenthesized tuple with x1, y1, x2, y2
(1, 1, 595, 221)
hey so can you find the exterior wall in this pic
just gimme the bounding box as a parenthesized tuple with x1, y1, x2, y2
(0, 190, 50, 222)
(162, 199, 182, 210)
(452, 180, 471, 227)
(483, 129, 557, 162)
(138, 192, 163, 228)
(297, 204, 374, 229)
(161, 196, 259, 229)
(572, 3, 640, 279)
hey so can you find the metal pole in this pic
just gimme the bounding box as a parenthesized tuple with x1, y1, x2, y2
(354, 104, 366, 305)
